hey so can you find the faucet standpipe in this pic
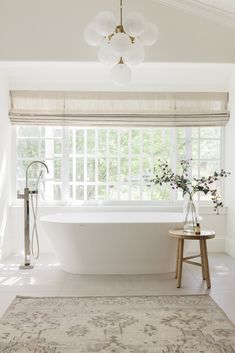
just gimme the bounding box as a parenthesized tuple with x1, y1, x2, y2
(17, 161, 49, 269)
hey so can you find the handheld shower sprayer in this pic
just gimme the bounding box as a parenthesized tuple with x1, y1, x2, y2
(17, 160, 49, 269)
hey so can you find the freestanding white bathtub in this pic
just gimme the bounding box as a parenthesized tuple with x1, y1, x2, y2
(40, 212, 184, 275)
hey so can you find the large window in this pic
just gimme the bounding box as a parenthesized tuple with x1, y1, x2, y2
(15, 126, 223, 203)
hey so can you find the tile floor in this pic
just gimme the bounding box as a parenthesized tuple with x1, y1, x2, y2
(0, 253, 235, 324)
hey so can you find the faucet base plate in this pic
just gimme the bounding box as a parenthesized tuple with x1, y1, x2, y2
(19, 265, 34, 270)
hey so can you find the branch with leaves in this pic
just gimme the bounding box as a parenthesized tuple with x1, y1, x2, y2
(150, 159, 230, 213)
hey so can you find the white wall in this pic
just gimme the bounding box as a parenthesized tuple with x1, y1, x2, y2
(0, 0, 234, 62)
(225, 70, 235, 257)
(0, 76, 12, 261)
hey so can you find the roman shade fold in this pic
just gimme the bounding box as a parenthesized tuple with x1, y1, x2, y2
(9, 91, 229, 127)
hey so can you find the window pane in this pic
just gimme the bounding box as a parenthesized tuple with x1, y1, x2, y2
(152, 184, 171, 201)
(199, 160, 221, 177)
(54, 183, 62, 200)
(120, 158, 129, 182)
(87, 158, 95, 182)
(143, 130, 152, 154)
(131, 185, 140, 200)
(200, 127, 221, 138)
(192, 140, 199, 159)
(54, 128, 62, 138)
(17, 140, 39, 158)
(200, 140, 221, 159)
(131, 158, 140, 180)
(109, 159, 118, 182)
(153, 129, 170, 159)
(54, 160, 62, 179)
(108, 184, 119, 200)
(87, 185, 95, 200)
(76, 158, 84, 182)
(98, 185, 106, 200)
(17, 160, 38, 178)
(131, 130, 140, 154)
(69, 159, 73, 181)
(76, 185, 84, 200)
(76, 130, 84, 154)
(17, 126, 41, 137)
(98, 158, 106, 182)
(177, 139, 186, 159)
(120, 130, 129, 154)
(120, 185, 129, 200)
(54, 140, 62, 154)
(109, 130, 118, 155)
(87, 130, 95, 154)
(98, 130, 106, 154)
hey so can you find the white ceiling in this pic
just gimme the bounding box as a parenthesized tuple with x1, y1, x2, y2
(154, 0, 235, 28)
(198, 0, 235, 13)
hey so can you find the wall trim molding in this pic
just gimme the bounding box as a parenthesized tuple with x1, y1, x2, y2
(153, 0, 235, 29)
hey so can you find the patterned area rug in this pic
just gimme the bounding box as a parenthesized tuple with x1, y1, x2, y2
(0, 295, 235, 353)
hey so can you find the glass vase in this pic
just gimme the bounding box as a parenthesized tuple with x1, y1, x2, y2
(183, 195, 199, 233)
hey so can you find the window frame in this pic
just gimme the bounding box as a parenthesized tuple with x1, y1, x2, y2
(12, 126, 225, 208)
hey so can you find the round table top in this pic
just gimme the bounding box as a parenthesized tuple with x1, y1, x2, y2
(169, 229, 215, 240)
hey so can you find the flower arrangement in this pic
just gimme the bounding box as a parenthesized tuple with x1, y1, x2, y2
(151, 159, 230, 214)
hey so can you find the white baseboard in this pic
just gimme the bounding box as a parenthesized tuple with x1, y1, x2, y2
(225, 237, 235, 258)
(186, 237, 225, 253)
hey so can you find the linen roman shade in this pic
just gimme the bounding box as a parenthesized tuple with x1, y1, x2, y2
(9, 91, 229, 127)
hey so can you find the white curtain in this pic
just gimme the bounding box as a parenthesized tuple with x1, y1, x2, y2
(9, 91, 229, 127)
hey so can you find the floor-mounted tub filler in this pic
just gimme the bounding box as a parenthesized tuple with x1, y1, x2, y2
(17, 160, 49, 269)
(40, 211, 184, 275)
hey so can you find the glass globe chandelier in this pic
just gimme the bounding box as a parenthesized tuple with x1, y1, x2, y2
(84, 0, 159, 85)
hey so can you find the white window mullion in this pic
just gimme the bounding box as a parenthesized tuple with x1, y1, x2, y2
(84, 129, 88, 201)
(170, 128, 177, 203)
(95, 129, 98, 200)
(106, 130, 109, 199)
(150, 128, 154, 200)
(117, 129, 121, 200)
(198, 128, 201, 202)
(12, 127, 18, 202)
(128, 129, 132, 200)
(62, 127, 70, 202)
(72, 129, 76, 201)
(140, 129, 144, 201)
(185, 127, 193, 161)
(185, 127, 193, 181)
(44, 127, 54, 201)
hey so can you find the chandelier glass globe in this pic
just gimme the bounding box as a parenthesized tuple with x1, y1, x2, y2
(84, 0, 159, 84)
(84, 23, 103, 47)
(110, 32, 132, 56)
(98, 41, 120, 66)
(94, 11, 116, 36)
(110, 62, 132, 85)
(124, 12, 146, 37)
(139, 22, 159, 46)
(123, 39, 145, 66)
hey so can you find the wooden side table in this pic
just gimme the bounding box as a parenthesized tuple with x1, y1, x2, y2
(169, 229, 215, 289)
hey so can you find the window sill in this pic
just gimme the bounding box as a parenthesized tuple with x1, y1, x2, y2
(9, 201, 227, 215)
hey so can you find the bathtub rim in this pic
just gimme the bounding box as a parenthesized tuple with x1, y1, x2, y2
(40, 211, 185, 224)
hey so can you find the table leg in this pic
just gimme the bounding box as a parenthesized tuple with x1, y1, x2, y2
(202, 239, 211, 289)
(199, 239, 206, 280)
(175, 239, 180, 279)
(177, 239, 184, 288)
